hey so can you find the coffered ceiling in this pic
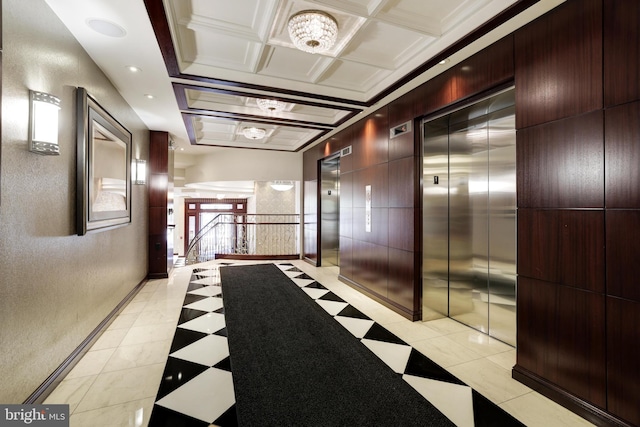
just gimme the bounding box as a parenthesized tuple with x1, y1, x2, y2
(44, 0, 563, 154)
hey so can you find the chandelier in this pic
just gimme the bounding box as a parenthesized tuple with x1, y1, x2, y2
(256, 98, 286, 113)
(242, 127, 266, 140)
(288, 10, 338, 54)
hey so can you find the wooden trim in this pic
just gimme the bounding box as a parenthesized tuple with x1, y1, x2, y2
(181, 112, 333, 152)
(24, 278, 148, 404)
(512, 366, 633, 427)
(144, 0, 539, 108)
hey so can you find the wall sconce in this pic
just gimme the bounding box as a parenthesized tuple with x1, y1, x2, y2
(29, 90, 61, 155)
(133, 159, 147, 185)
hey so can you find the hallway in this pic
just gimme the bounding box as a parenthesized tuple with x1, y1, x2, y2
(44, 260, 594, 426)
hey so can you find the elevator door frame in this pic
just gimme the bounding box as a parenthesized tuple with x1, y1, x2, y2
(421, 87, 517, 346)
(319, 153, 340, 267)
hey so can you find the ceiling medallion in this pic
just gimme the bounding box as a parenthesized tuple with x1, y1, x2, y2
(242, 127, 266, 140)
(256, 99, 287, 113)
(287, 10, 338, 54)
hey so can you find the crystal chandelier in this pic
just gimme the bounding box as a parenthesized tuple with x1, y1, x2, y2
(242, 127, 266, 140)
(256, 98, 286, 113)
(287, 10, 338, 54)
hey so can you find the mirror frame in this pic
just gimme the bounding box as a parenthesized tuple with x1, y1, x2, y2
(76, 87, 132, 235)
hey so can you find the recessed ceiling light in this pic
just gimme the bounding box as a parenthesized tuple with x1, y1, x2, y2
(126, 66, 141, 73)
(144, 94, 154, 99)
(86, 19, 127, 38)
(438, 59, 449, 65)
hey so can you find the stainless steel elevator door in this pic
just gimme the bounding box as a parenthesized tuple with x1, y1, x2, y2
(422, 88, 516, 346)
(320, 156, 340, 267)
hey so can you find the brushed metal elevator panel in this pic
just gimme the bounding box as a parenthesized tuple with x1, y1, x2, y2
(321, 156, 340, 267)
(422, 88, 516, 346)
(422, 117, 450, 320)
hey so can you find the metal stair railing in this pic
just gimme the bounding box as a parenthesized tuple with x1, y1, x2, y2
(185, 213, 233, 265)
(185, 213, 300, 265)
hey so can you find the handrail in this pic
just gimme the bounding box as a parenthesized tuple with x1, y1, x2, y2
(185, 213, 230, 257)
(185, 213, 234, 265)
(185, 213, 300, 265)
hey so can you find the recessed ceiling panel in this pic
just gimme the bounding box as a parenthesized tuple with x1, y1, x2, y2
(341, 20, 437, 69)
(318, 59, 392, 92)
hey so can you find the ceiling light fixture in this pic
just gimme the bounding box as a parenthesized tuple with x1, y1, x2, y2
(270, 181, 294, 191)
(242, 127, 266, 140)
(256, 99, 286, 113)
(288, 10, 338, 54)
(86, 19, 127, 38)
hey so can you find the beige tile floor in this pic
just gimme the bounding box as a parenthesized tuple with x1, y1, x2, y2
(44, 260, 595, 427)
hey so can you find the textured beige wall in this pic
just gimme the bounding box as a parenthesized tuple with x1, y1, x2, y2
(0, 0, 149, 402)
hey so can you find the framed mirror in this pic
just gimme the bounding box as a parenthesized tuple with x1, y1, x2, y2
(76, 87, 132, 235)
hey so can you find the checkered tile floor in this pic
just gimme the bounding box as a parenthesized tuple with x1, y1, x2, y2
(147, 263, 523, 426)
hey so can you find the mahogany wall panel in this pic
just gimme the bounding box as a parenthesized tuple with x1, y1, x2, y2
(389, 90, 416, 126)
(389, 157, 416, 208)
(339, 236, 353, 280)
(516, 277, 559, 379)
(350, 240, 389, 298)
(517, 111, 604, 208)
(514, 0, 603, 129)
(339, 170, 353, 209)
(605, 102, 640, 208)
(606, 210, 640, 302)
(388, 248, 419, 315)
(453, 35, 514, 101)
(414, 71, 455, 118)
(388, 130, 415, 161)
(352, 163, 389, 208)
(149, 131, 168, 173)
(604, 0, 640, 107)
(607, 296, 640, 426)
(555, 285, 606, 408)
(518, 209, 604, 292)
(516, 278, 606, 408)
(339, 205, 353, 240)
(303, 179, 318, 264)
(148, 131, 169, 279)
(352, 207, 388, 247)
(352, 107, 389, 171)
(303, 146, 319, 182)
(388, 208, 416, 252)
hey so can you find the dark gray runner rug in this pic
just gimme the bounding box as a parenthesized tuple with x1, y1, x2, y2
(221, 263, 455, 426)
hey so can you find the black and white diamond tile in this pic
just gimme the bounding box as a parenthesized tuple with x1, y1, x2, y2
(149, 262, 524, 427)
(149, 264, 238, 427)
(275, 263, 524, 427)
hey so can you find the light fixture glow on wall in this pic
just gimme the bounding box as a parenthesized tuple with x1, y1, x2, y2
(270, 180, 294, 191)
(256, 99, 287, 113)
(288, 10, 338, 54)
(242, 127, 266, 140)
(133, 159, 147, 185)
(29, 90, 61, 155)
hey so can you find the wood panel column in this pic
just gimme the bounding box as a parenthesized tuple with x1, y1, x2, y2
(147, 130, 172, 279)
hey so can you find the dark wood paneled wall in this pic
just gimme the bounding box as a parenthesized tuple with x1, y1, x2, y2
(303, 1, 638, 423)
(148, 130, 171, 279)
(513, 0, 640, 425)
(304, 34, 517, 320)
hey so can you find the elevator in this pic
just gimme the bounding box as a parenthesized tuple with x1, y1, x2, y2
(320, 155, 340, 266)
(422, 88, 516, 346)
